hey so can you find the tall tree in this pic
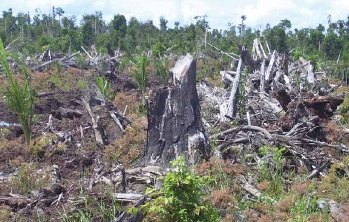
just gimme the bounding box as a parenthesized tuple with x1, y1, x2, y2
(82, 21, 94, 47)
(55, 7, 64, 26)
(160, 16, 168, 31)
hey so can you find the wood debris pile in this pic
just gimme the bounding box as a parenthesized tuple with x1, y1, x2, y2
(199, 38, 348, 177)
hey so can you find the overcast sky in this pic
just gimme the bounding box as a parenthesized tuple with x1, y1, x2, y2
(1, 0, 349, 30)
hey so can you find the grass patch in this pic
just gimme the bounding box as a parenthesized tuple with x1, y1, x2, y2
(11, 162, 51, 194)
(258, 146, 286, 199)
(59, 193, 121, 222)
(104, 123, 145, 166)
(318, 156, 349, 203)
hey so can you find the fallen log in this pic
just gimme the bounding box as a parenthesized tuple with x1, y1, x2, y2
(114, 193, 144, 203)
(32, 52, 80, 71)
(210, 125, 272, 140)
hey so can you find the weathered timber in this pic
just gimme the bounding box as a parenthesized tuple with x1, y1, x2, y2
(143, 54, 210, 166)
(226, 58, 243, 118)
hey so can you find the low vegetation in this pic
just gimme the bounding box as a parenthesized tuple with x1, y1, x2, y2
(132, 53, 149, 97)
(60, 193, 121, 222)
(10, 162, 51, 194)
(0, 40, 35, 145)
(138, 157, 219, 222)
(96, 75, 115, 100)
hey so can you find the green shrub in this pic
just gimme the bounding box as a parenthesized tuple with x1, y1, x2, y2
(139, 156, 219, 222)
(0, 40, 35, 145)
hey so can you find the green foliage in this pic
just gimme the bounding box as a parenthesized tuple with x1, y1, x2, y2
(132, 52, 149, 95)
(338, 95, 349, 124)
(82, 21, 94, 47)
(288, 195, 327, 222)
(154, 56, 169, 82)
(0, 40, 35, 145)
(265, 25, 288, 53)
(77, 79, 88, 90)
(96, 75, 115, 100)
(111, 14, 127, 36)
(152, 42, 166, 58)
(258, 146, 286, 198)
(139, 156, 219, 222)
(2, 7, 349, 66)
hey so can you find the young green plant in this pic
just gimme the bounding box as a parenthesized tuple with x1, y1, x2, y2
(0, 40, 35, 145)
(96, 75, 115, 101)
(132, 52, 149, 96)
(137, 156, 219, 222)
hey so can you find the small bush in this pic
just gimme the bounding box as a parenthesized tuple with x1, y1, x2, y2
(29, 133, 58, 157)
(77, 79, 88, 90)
(139, 156, 219, 222)
(209, 189, 234, 209)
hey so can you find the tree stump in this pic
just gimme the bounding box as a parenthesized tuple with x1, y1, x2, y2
(143, 54, 210, 166)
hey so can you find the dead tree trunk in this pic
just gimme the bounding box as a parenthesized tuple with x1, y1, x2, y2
(226, 58, 243, 118)
(143, 54, 210, 166)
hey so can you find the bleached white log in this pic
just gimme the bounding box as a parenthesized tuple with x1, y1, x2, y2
(306, 62, 315, 84)
(260, 59, 266, 92)
(226, 58, 243, 118)
(265, 50, 276, 81)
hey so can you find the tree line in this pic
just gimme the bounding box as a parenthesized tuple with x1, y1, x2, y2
(1, 7, 349, 64)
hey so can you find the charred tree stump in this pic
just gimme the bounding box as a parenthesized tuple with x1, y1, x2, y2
(143, 54, 210, 166)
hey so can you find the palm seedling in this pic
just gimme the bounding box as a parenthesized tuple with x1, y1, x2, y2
(0, 40, 35, 145)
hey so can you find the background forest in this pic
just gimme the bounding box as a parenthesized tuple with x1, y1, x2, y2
(1, 8, 349, 74)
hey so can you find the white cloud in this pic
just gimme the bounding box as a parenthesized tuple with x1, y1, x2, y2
(0, 0, 348, 29)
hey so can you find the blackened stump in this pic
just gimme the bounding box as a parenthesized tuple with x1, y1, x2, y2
(143, 54, 210, 166)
